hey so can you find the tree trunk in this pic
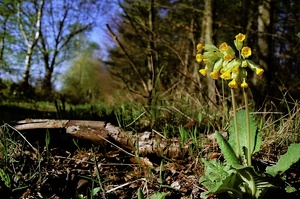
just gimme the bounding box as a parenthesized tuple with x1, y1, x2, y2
(42, 66, 53, 92)
(254, 0, 272, 106)
(18, 0, 44, 89)
(0, 16, 9, 63)
(257, 0, 272, 75)
(203, 0, 216, 104)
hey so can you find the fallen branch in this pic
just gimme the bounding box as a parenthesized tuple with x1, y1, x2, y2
(10, 119, 189, 158)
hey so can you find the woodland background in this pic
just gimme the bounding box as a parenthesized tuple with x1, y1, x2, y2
(0, 0, 298, 111)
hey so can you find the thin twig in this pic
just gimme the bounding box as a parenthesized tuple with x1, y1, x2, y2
(2, 123, 38, 152)
(152, 129, 166, 139)
(106, 24, 149, 95)
(126, 112, 146, 128)
(97, 133, 135, 157)
(106, 178, 146, 193)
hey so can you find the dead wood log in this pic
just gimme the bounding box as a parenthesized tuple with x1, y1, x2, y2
(10, 119, 190, 158)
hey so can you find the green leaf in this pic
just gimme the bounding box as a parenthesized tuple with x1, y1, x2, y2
(200, 159, 243, 198)
(228, 110, 262, 158)
(91, 187, 101, 196)
(0, 169, 10, 188)
(285, 186, 297, 193)
(150, 192, 168, 199)
(234, 40, 243, 51)
(235, 165, 279, 198)
(137, 188, 145, 199)
(215, 131, 239, 165)
(204, 44, 219, 52)
(266, 143, 300, 176)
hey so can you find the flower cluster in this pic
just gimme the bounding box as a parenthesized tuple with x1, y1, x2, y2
(196, 33, 264, 88)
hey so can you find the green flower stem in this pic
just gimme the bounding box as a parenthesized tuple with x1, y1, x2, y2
(222, 80, 226, 128)
(231, 88, 241, 159)
(243, 88, 251, 166)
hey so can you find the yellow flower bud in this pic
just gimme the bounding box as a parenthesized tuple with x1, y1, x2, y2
(199, 68, 207, 76)
(256, 68, 264, 76)
(197, 43, 204, 53)
(241, 47, 252, 59)
(235, 33, 246, 42)
(196, 54, 203, 62)
(242, 60, 248, 67)
(226, 46, 236, 55)
(241, 79, 248, 88)
(210, 71, 220, 79)
(232, 67, 239, 74)
(228, 79, 238, 88)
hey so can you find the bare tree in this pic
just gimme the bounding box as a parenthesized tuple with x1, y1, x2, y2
(38, 0, 106, 92)
(17, 0, 44, 89)
(202, 0, 216, 104)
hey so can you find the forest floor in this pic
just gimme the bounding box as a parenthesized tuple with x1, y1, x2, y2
(0, 102, 299, 199)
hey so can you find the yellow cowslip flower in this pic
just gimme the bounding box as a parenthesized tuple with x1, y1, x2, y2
(199, 68, 207, 76)
(203, 58, 208, 64)
(228, 79, 238, 88)
(241, 79, 248, 88)
(256, 68, 264, 76)
(224, 53, 234, 62)
(210, 71, 220, 79)
(220, 71, 231, 80)
(196, 54, 203, 62)
(236, 33, 246, 42)
(197, 43, 204, 53)
(241, 47, 252, 58)
(219, 42, 228, 51)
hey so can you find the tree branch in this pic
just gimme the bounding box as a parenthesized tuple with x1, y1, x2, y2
(106, 24, 149, 96)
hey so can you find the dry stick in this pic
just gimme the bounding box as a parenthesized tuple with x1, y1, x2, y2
(106, 178, 146, 194)
(171, 106, 193, 121)
(106, 24, 149, 96)
(95, 133, 135, 157)
(3, 123, 37, 152)
(152, 129, 166, 139)
(114, 72, 148, 98)
(126, 112, 146, 128)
